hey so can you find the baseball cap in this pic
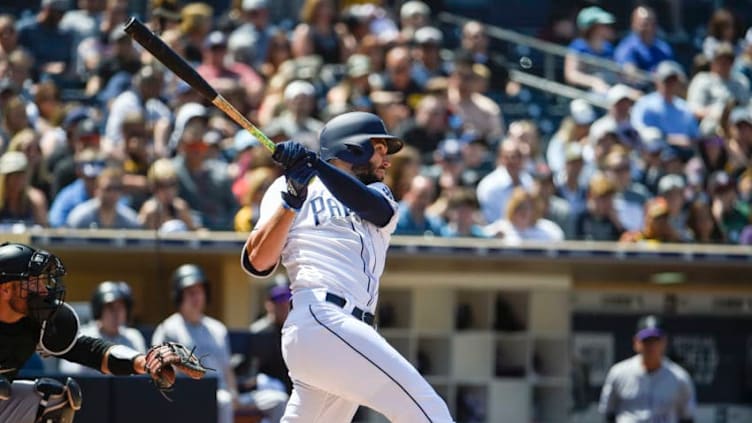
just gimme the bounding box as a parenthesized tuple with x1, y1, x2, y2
(708, 171, 736, 195)
(400, 1, 430, 19)
(564, 142, 584, 162)
(606, 84, 638, 107)
(62, 107, 92, 129)
(657, 174, 685, 195)
(576, 6, 615, 31)
(414, 26, 443, 45)
(268, 284, 291, 303)
(0, 151, 28, 175)
(436, 138, 464, 162)
(708, 41, 735, 61)
(570, 99, 596, 125)
(42, 0, 70, 11)
(242, 0, 267, 11)
(203, 31, 228, 49)
(654, 60, 686, 82)
(635, 315, 665, 340)
(346, 54, 371, 78)
(284, 80, 316, 101)
(640, 127, 665, 153)
(730, 107, 752, 126)
(234, 130, 260, 153)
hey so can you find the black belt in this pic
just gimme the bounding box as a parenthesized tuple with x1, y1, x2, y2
(291, 292, 376, 327)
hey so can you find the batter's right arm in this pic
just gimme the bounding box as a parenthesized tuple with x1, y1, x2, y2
(244, 208, 297, 275)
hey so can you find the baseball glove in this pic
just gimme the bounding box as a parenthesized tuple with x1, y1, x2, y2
(144, 342, 211, 399)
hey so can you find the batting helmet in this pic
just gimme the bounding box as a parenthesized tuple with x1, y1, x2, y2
(91, 281, 134, 320)
(171, 264, 209, 307)
(318, 112, 403, 166)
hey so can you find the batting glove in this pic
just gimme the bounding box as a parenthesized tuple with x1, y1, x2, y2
(281, 159, 316, 211)
(273, 141, 314, 170)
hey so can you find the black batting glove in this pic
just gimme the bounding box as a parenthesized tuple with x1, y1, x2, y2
(273, 140, 313, 170)
(281, 158, 316, 211)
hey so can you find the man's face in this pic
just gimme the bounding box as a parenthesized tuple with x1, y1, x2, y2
(635, 336, 666, 361)
(352, 139, 391, 185)
(100, 299, 127, 330)
(4, 276, 50, 318)
(180, 284, 206, 315)
(97, 175, 123, 208)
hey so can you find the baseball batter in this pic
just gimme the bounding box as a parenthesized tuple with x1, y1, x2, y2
(242, 112, 454, 422)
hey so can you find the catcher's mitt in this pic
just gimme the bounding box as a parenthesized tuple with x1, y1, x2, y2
(144, 342, 211, 400)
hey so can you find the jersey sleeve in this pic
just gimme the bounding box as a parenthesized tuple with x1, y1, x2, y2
(598, 366, 619, 416)
(368, 182, 399, 234)
(676, 369, 697, 419)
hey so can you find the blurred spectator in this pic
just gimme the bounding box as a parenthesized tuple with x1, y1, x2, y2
(686, 198, 724, 243)
(0, 151, 48, 227)
(257, 29, 293, 80)
(555, 142, 588, 217)
(692, 134, 728, 182)
(291, 0, 350, 64)
(104, 65, 171, 159)
(635, 127, 666, 193)
(708, 170, 750, 243)
(631, 61, 700, 149)
(395, 174, 443, 236)
(459, 20, 509, 94)
(370, 90, 410, 133)
(49, 148, 103, 227)
(326, 53, 373, 115)
(6, 49, 34, 100)
(620, 196, 681, 243)
(477, 138, 533, 224)
(448, 53, 504, 144)
(380, 45, 423, 108)
(171, 102, 238, 230)
(234, 166, 275, 232)
(725, 107, 752, 176)
(59, 280, 146, 375)
(733, 28, 752, 87)
(687, 42, 750, 136)
(264, 80, 323, 149)
(575, 172, 624, 241)
(547, 98, 595, 177)
(60, 0, 106, 53)
(197, 30, 265, 107)
(85, 26, 142, 98)
(16, 0, 74, 79)
(438, 187, 487, 238)
(424, 139, 469, 217)
(605, 150, 648, 231)
(411, 26, 449, 88)
(399, 1, 431, 42)
(31, 80, 64, 137)
(119, 112, 152, 208)
(148, 0, 182, 35)
(180, 2, 213, 63)
(67, 165, 141, 229)
(249, 279, 292, 391)
(0, 14, 21, 59)
(485, 187, 564, 242)
(139, 157, 198, 232)
(395, 95, 451, 163)
(590, 84, 641, 149)
(49, 116, 100, 197)
(508, 120, 544, 171)
(701, 9, 740, 62)
(384, 144, 421, 202)
(1, 95, 30, 145)
(614, 6, 674, 73)
(7, 128, 51, 198)
(229, 0, 274, 69)
(532, 164, 574, 239)
(564, 6, 616, 94)
(656, 174, 690, 240)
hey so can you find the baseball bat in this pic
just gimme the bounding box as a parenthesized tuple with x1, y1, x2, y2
(123, 17, 276, 152)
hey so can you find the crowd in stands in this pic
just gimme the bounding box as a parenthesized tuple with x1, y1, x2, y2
(1, 0, 752, 245)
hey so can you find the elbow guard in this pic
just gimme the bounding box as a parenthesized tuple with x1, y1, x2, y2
(107, 345, 141, 375)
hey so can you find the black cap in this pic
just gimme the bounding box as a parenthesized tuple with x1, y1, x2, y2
(635, 315, 665, 340)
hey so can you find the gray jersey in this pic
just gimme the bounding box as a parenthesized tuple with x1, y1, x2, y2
(57, 322, 146, 375)
(599, 355, 696, 423)
(151, 313, 231, 390)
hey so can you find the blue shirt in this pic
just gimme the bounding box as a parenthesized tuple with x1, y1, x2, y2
(614, 33, 673, 72)
(568, 38, 614, 59)
(16, 20, 73, 68)
(631, 92, 700, 139)
(395, 202, 443, 236)
(48, 179, 90, 228)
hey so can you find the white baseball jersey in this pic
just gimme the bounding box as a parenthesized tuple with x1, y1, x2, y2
(242, 176, 399, 312)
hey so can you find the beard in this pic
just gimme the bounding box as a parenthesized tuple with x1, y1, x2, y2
(352, 162, 381, 185)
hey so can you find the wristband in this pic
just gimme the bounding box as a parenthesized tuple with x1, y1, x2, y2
(107, 345, 141, 375)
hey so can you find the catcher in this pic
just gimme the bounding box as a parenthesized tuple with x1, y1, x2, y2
(0, 242, 209, 423)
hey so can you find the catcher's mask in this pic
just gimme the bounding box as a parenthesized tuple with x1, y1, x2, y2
(0, 243, 66, 324)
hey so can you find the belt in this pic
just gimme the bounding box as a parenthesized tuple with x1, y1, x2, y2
(291, 292, 376, 327)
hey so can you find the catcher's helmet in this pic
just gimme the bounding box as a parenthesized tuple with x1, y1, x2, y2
(171, 264, 209, 307)
(319, 112, 403, 166)
(0, 242, 66, 322)
(91, 281, 134, 320)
